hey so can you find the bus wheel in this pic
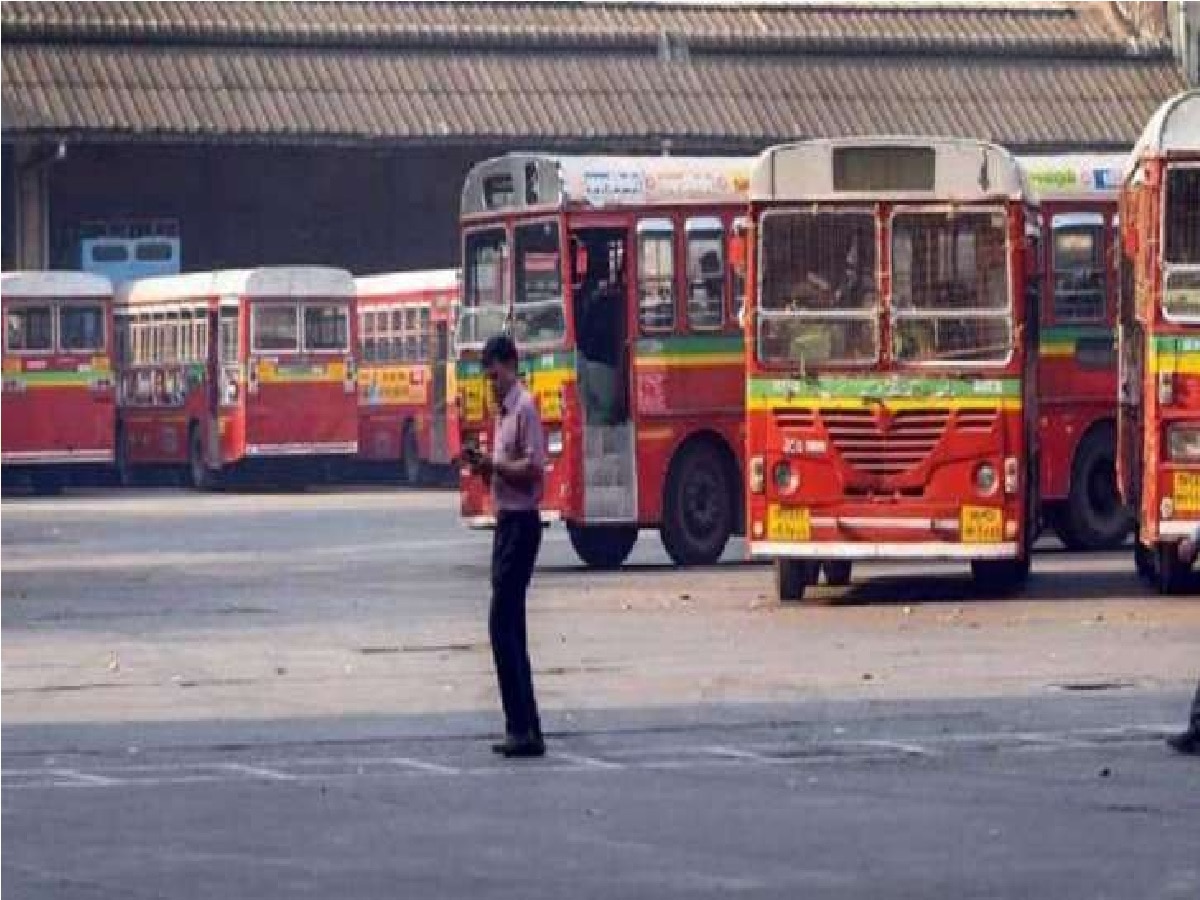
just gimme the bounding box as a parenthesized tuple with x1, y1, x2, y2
(1134, 538, 1156, 583)
(30, 470, 63, 496)
(822, 560, 853, 587)
(1156, 543, 1188, 595)
(115, 426, 135, 487)
(776, 559, 818, 603)
(970, 556, 1030, 596)
(1059, 426, 1131, 552)
(661, 440, 734, 566)
(401, 423, 423, 485)
(188, 425, 219, 491)
(567, 524, 638, 570)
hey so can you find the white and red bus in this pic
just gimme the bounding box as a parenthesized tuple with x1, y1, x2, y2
(1020, 154, 1131, 551)
(114, 267, 358, 488)
(456, 154, 751, 567)
(2, 271, 116, 493)
(1117, 89, 1200, 592)
(744, 137, 1041, 600)
(355, 269, 461, 483)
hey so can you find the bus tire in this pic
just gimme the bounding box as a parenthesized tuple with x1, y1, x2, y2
(660, 439, 735, 566)
(822, 560, 853, 587)
(1156, 542, 1188, 595)
(30, 470, 63, 496)
(776, 559, 818, 603)
(567, 524, 638, 570)
(971, 555, 1030, 595)
(188, 424, 219, 492)
(1058, 425, 1131, 552)
(115, 425, 135, 487)
(401, 421, 423, 485)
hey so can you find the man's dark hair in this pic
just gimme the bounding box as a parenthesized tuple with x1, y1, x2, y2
(482, 333, 519, 367)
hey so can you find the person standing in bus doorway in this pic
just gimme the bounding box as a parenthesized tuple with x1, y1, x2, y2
(465, 334, 547, 758)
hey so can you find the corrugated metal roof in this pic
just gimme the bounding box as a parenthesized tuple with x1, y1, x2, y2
(0, 2, 1187, 150)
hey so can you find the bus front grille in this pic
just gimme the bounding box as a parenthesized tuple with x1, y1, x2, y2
(820, 408, 949, 475)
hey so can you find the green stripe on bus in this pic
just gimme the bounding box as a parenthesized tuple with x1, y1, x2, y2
(636, 334, 744, 357)
(747, 374, 1021, 401)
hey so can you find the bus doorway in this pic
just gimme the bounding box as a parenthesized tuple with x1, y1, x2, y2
(571, 227, 636, 523)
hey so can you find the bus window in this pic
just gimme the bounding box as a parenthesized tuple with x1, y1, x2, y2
(304, 304, 349, 352)
(686, 217, 724, 330)
(59, 304, 106, 352)
(220, 309, 240, 363)
(253, 305, 299, 353)
(514, 220, 566, 345)
(6, 305, 54, 352)
(758, 210, 877, 365)
(892, 210, 1010, 365)
(638, 218, 675, 332)
(1051, 214, 1105, 323)
(1163, 166, 1200, 320)
(462, 228, 508, 345)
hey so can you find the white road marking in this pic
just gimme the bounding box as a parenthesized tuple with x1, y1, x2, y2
(48, 768, 122, 786)
(701, 745, 780, 763)
(386, 757, 460, 775)
(218, 762, 298, 781)
(552, 751, 624, 770)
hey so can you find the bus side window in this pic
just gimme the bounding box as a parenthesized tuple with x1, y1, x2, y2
(637, 218, 675, 333)
(685, 217, 725, 331)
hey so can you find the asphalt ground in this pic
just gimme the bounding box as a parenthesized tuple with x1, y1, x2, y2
(3, 486, 1199, 898)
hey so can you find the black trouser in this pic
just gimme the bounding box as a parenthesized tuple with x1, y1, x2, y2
(490, 510, 542, 738)
(1189, 679, 1200, 732)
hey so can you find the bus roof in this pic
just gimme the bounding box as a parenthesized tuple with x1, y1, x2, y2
(462, 154, 751, 216)
(1, 270, 112, 299)
(1017, 154, 1126, 201)
(750, 137, 1029, 203)
(1128, 89, 1200, 174)
(355, 269, 460, 297)
(116, 267, 355, 305)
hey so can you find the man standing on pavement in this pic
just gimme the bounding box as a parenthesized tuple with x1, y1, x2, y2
(466, 334, 547, 758)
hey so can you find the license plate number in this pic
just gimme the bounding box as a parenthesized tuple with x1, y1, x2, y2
(961, 505, 1003, 544)
(767, 504, 811, 542)
(1174, 472, 1200, 513)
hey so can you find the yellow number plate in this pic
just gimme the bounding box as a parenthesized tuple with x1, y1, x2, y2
(1174, 472, 1200, 513)
(461, 379, 484, 422)
(961, 505, 1003, 544)
(767, 504, 811, 542)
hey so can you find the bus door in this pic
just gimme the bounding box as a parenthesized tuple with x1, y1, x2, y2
(430, 319, 450, 464)
(571, 226, 637, 521)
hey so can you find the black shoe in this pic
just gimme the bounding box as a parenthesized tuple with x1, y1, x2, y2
(1166, 730, 1200, 755)
(492, 733, 545, 758)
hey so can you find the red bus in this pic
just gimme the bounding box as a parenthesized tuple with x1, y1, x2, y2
(355, 269, 461, 483)
(456, 154, 751, 567)
(1021, 154, 1131, 551)
(2, 271, 116, 493)
(743, 137, 1041, 601)
(1118, 89, 1200, 592)
(114, 267, 358, 488)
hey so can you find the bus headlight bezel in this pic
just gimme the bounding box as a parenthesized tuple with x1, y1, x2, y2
(1167, 423, 1200, 463)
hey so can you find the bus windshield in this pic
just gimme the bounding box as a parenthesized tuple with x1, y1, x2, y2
(59, 304, 106, 352)
(891, 210, 1011, 365)
(1163, 166, 1200, 320)
(757, 209, 878, 367)
(303, 303, 349, 352)
(460, 227, 509, 347)
(5, 305, 54, 352)
(514, 220, 566, 346)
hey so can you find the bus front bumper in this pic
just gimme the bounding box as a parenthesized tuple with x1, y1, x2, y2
(750, 541, 1020, 560)
(465, 510, 562, 530)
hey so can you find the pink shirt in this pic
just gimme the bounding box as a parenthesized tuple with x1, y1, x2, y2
(492, 381, 546, 512)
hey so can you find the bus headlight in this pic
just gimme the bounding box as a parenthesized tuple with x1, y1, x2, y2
(1162, 497, 1175, 519)
(1003, 457, 1019, 496)
(750, 456, 765, 494)
(1167, 424, 1200, 462)
(773, 460, 798, 495)
(974, 463, 998, 497)
(547, 429, 564, 455)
